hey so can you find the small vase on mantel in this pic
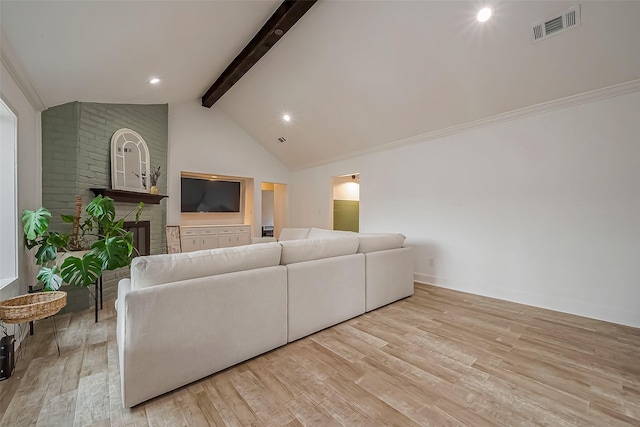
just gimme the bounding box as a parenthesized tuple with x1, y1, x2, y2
(149, 186, 158, 195)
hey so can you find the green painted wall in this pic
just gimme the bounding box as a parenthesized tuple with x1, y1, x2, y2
(41, 102, 168, 311)
(41, 102, 80, 234)
(333, 200, 359, 232)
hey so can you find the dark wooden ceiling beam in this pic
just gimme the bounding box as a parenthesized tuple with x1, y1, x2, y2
(201, 0, 317, 108)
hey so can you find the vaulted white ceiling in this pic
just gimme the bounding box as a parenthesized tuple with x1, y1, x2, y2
(2, 1, 640, 170)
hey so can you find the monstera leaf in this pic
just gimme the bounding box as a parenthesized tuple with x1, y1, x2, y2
(86, 195, 116, 224)
(22, 207, 51, 241)
(90, 235, 133, 271)
(33, 232, 69, 265)
(37, 266, 64, 291)
(60, 254, 103, 287)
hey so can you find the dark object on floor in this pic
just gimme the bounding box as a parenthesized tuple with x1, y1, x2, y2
(0, 335, 15, 381)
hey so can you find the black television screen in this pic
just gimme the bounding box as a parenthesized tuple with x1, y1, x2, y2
(181, 178, 241, 213)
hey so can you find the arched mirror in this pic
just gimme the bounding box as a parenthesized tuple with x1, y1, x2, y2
(111, 128, 150, 193)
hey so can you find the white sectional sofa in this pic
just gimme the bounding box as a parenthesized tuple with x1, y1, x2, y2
(116, 228, 413, 407)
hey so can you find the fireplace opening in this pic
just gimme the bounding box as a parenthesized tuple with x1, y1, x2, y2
(124, 221, 150, 257)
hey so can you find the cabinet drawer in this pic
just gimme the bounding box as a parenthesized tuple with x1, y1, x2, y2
(218, 228, 234, 235)
(235, 226, 250, 235)
(200, 228, 218, 236)
(181, 228, 199, 237)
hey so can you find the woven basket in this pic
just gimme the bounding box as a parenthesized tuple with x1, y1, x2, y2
(0, 291, 67, 324)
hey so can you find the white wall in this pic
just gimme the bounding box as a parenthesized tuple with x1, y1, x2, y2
(333, 175, 360, 201)
(167, 100, 290, 235)
(0, 60, 41, 326)
(290, 90, 640, 327)
(262, 190, 274, 226)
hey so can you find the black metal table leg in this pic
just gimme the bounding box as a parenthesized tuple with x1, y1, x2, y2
(28, 285, 34, 335)
(50, 316, 60, 356)
(94, 278, 98, 323)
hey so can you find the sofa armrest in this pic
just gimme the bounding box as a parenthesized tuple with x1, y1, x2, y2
(116, 278, 131, 379)
(116, 278, 132, 311)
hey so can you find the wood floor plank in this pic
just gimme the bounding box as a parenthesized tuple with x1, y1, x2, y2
(316, 391, 376, 426)
(229, 369, 295, 425)
(73, 371, 110, 426)
(356, 370, 462, 426)
(0, 355, 62, 427)
(199, 378, 246, 426)
(35, 389, 77, 427)
(434, 397, 494, 427)
(310, 331, 368, 364)
(174, 388, 222, 426)
(211, 372, 264, 426)
(270, 355, 336, 405)
(285, 392, 341, 426)
(2, 282, 639, 427)
(324, 373, 421, 426)
(295, 340, 366, 382)
(246, 357, 299, 404)
(472, 358, 590, 418)
(79, 342, 107, 378)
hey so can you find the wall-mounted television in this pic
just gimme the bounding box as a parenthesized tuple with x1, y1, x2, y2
(181, 177, 242, 213)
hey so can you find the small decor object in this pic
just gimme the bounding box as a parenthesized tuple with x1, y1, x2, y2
(22, 195, 144, 290)
(166, 226, 181, 254)
(0, 334, 15, 381)
(149, 166, 161, 194)
(68, 195, 83, 250)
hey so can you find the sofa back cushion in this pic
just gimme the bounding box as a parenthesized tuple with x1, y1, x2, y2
(357, 233, 406, 253)
(280, 236, 360, 265)
(278, 228, 311, 241)
(307, 228, 354, 240)
(131, 242, 282, 289)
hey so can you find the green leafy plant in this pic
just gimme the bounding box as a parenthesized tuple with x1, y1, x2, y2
(22, 195, 143, 290)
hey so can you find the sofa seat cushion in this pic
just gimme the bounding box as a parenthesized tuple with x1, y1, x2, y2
(278, 228, 311, 241)
(357, 233, 406, 253)
(280, 236, 360, 265)
(130, 242, 282, 289)
(306, 228, 354, 240)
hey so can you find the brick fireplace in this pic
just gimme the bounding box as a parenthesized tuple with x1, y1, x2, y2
(125, 220, 151, 257)
(41, 102, 168, 312)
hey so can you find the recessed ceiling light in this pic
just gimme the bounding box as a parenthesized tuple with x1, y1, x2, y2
(149, 78, 160, 84)
(477, 7, 492, 22)
(283, 114, 291, 122)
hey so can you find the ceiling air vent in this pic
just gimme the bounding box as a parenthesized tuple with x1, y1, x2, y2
(277, 137, 286, 143)
(532, 5, 581, 42)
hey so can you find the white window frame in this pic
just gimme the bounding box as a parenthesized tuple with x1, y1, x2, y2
(0, 98, 18, 289)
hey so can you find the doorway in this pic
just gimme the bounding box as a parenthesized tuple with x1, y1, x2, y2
(261, 182, 287, 239)
(332, 174, 359, 232)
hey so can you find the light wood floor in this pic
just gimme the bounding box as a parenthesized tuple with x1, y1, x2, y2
(1, 283, 639, 426)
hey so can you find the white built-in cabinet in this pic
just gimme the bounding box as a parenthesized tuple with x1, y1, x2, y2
(180, 225, 251, 252)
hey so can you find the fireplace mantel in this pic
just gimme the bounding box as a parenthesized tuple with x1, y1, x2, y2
(90, 188, 167, 205)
